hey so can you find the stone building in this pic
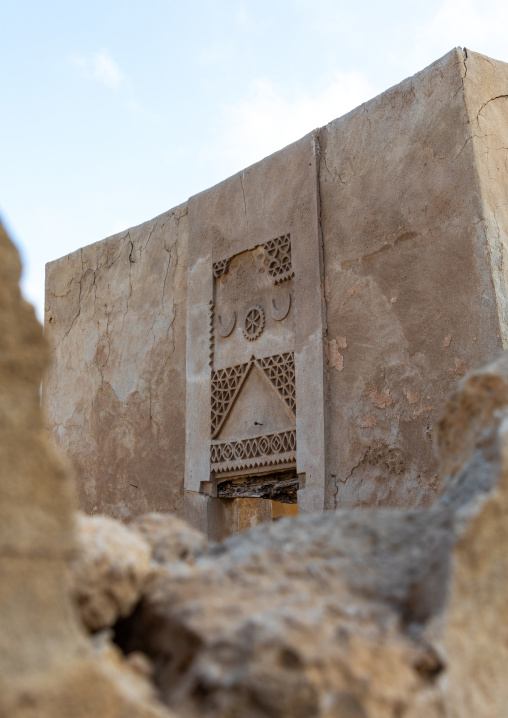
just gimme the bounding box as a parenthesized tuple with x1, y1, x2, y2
(45, 48, 508, 538)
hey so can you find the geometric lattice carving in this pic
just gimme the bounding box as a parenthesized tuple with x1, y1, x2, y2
(263, 234, 294, 284)
(242, 305, 265, 341)
(258, 352, 296, 414)
(210, 352, 296, 438)
(211, 363, 248, 437)
(213, 258, 231, 278)
(211, 430, 296, 466)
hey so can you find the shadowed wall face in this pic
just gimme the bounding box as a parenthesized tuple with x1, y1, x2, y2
(44, 49, 508, 531)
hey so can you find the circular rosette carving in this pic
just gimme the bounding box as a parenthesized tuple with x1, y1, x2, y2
(242, 305, 265, 341)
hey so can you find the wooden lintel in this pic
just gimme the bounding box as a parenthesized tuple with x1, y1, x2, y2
(217, 470, 299, 504)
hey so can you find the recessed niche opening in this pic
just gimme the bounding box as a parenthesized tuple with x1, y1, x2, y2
(215, 469, 299, 532)
(271, 500, 298, 521)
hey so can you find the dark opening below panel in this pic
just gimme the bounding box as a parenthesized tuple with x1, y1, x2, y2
(217, 469, 299, 504)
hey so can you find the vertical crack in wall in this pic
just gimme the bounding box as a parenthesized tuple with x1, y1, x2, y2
(460, 49, 508, 348)
(314, 127, 333, 509)
(239, 172, 249, 231)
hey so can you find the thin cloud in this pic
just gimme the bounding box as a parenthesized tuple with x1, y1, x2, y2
(71, 49, 124, 90)
(401, 0, 508, 71)
(289, 0, 358, 41)
(235, 3, 249, 26)
(165, 147, 188, 164)
(125, 99, 163, 123)
(207, 70, 377, 172)
(196, 41, 235, 66)
(106, 220, 131, 238)
(92, 50, 124, 89)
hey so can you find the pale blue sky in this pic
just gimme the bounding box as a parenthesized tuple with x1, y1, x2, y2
(2, 0, 508, 319)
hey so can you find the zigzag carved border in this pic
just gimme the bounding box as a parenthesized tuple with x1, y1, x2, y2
(211, 430, 297, 475)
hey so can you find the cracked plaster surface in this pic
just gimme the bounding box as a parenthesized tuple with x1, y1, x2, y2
(45, 204, 188, 520)
(43, 48, 508, 524)
(0, 220, 171, 718)
(319, 48, 505, 510)
(461, 51, 508, 349)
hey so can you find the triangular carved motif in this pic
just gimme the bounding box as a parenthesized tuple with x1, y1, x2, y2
(256, 352, 296, 414)
(216, 364, 295, 442)
(211, 353, 296, 439)
(211, 363, 249, 437)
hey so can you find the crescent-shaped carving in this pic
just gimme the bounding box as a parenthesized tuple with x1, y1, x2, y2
(271, 293, 291, 321)
(217, 311, 236, 338)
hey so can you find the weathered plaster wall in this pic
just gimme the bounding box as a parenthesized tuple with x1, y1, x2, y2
(184, 133, 326, 531)
(463, 52, 508, 347)
(319, 49, 502, 509)
(45, 204, 188, 519)
(44, 49, 508, 527)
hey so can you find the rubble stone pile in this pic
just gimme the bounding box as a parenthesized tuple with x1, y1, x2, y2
(72, 356, 508, 717)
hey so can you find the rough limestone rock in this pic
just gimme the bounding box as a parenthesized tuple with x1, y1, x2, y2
(120, 511, 451, 717)
(0, 218, 173, 717)
(70, 512, 206, 633)
(130, 512, 206, 564)
(72, 513, 152, 632)
(112, 357, 508, 717)
(436, 356, 508, 718)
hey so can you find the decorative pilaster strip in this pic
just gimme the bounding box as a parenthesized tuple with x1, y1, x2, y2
(209, 301, 215, 368)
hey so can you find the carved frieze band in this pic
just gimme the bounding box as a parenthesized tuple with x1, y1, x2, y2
(216, 297, 291, 343)
(211, 352, 296, 438)
(211, 430, 296, 474)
